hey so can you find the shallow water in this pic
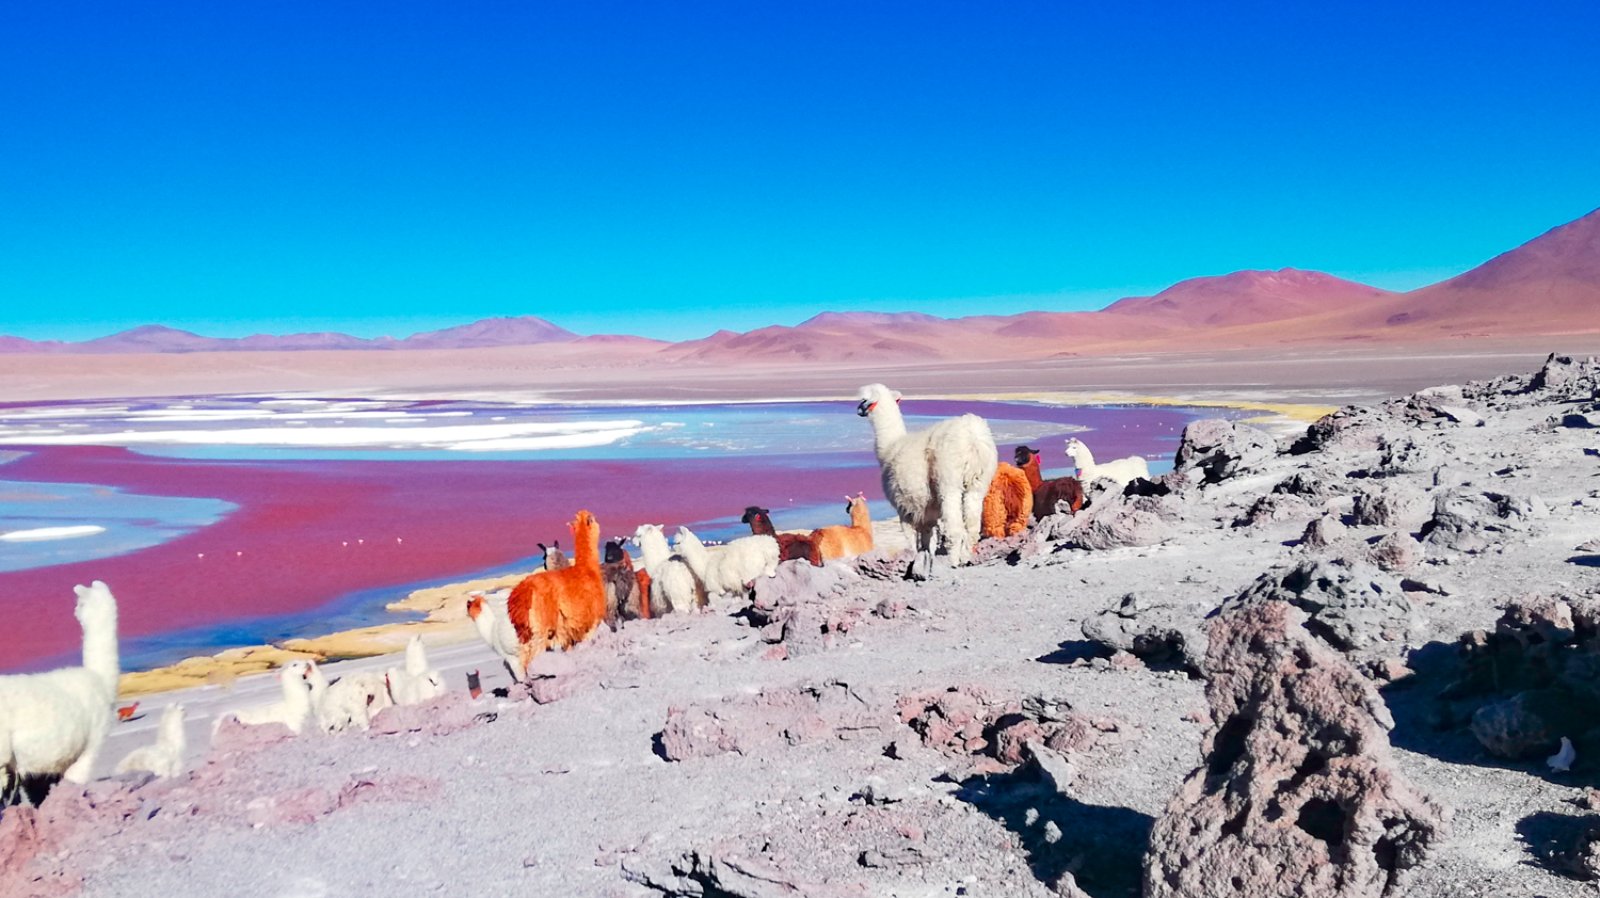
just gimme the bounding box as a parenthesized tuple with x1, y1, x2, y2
(0, 395, 1232, 672)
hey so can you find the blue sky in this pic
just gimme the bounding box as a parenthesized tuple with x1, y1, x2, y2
(1, 2, 1596, 342)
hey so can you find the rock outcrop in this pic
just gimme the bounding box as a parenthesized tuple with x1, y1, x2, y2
(1144, 601, 1447, 898)
(1174, 418, 1277, 483)
(1222, 558, 1424, 663)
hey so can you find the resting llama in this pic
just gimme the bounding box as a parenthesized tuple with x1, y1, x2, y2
(856, 384, 997, 570)
(981, 462, 1034, 539)
(1014, 445, 1086, 518)
(507, 510, 608, 674)
(1064, 437, 1149, 488)
(633, 524, 707, 613)
(0, 580, 119, 803)
(216, 660, 317, 735)
(674, 527, 779, 601)
(386, 636, 445, 705)
(810, 494, 875, 561)
(114, 703, 186, 779)
(308, 663, 391, 734)
(740, 507, 823, 566)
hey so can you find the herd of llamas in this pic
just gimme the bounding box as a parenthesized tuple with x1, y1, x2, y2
(0, 384, 1153, 809)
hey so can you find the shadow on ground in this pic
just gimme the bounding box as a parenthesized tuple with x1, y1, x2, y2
(957, 762, 1152, 898)
(1516, 810, 1594, 880)
(1036, 640, 1107, 666)
(1382, 641, 1600, 787)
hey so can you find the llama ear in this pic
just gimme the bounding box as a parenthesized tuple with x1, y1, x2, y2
(537, 542, 547, 551)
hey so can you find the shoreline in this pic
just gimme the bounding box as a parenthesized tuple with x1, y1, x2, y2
(110, 391, 1317, 698)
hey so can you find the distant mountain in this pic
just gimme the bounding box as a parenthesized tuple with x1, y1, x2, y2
(1353, 207, 1600, 336)
(1104, 269, 1395, 327)
(399, 316, 579, 349)
(3, 208, 1595, 358)
(77, 325, 232, 354)
(0, 316, 586, 354)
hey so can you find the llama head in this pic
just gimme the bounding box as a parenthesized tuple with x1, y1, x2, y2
(159, 704, 186, 739)
(604, 540, 625, 564)
(1014, 445, 1037, 466)
(674, 527, 701, 550)
(740, 506, 770, 524)
(569, 510, 600, 552)
(465, 593, 484, 620)
(72, 580, 118, 628)
(856, 384, 902, 417)
(1064, 437, 1086, 458)
(632, 523, 663, 546)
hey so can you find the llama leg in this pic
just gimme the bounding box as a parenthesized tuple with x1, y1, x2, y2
(933, 478, 969, 563)
(958, 487, 986, 563)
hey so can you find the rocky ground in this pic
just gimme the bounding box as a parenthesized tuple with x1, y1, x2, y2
(3, 353, 1599, 898)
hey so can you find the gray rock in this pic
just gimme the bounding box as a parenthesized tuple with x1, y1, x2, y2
(1143, 601, 1448, 898)
(1080, 593, 1204, 674)
(1234, 492, 1318, 528)
(1469, 690, 1578, 760)
(1174, 418, 1277, 483)
(1377, 436, 1443, 476)
(1421, 489, 1548, 552)
(1351, 481, 1429, 529)
(1065, 493, 1180, 550)
(1223, 558, 1424, 661)
(1367, 532, 1422, 573)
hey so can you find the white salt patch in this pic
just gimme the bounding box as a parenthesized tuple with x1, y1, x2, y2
(0, 524, 107, 542)
(0, 419, 649, 450)
(445, 426, 649, 451)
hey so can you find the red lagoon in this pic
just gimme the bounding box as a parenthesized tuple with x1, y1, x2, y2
(0, 445, 880, 671)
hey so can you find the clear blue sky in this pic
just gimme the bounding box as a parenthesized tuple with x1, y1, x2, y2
(1, 2, 1596, 341)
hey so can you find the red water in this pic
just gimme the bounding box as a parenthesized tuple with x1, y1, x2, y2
(0, 446, 876, 671)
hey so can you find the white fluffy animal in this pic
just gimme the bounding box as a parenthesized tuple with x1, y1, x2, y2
(113, 703, 186, 779)
(467, 591, 521, 679)
(0, 580, 120, 801)
(1064, 437, 1150, 488)
(856, 384, 997, 569)
(674, 527, 778, 600)
(633, 524, 707, 612)
(306, 663, 391, 734)
(385, 635, 445, 705)
(216, 660, 317, 735)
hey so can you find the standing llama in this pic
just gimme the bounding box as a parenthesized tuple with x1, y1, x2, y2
(0, 580, 119, 805)
(856, 384, 997, 573)
(1064, 437, 1149, 488)
(507, 510, 608, 674)
(633, 524, 707, 613)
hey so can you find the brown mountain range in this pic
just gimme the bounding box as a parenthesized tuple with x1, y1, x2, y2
(3, 209, 1595, 362)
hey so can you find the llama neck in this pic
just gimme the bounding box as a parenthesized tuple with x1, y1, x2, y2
(159, 710, 185, 748)
(676, 534, 709, 578)
(573, 522, 600, 568)
(849, 502, 871, 529)
(749, 514, 775, 537)
(1021, 456, 1043, 489)
(638, 533, 668, 572)
(868, 408, 907, 462)
(81, 616, 120, 691)
(1072, 444, 1096, 470)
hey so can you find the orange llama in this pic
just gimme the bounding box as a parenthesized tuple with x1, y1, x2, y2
(980, 462, 1034, 538)
(507, 509, 607, 674)
(810, 494, 875, 561)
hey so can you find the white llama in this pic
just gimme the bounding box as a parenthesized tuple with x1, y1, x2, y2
(114, 703, 186, 779)
(856, 384, 997, 572)
(1064, 437, 1149, 488)
(0, 580, 120, 802)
